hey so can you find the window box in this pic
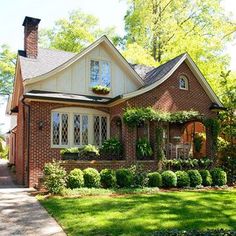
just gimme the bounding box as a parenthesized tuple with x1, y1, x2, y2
(92, 85, 110, 95)
(61, 153, 78, 160)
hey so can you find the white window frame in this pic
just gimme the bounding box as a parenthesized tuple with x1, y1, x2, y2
(51, 107, 110, 148)
(179, 75, 189, 90)
(90, 59, 111, 88)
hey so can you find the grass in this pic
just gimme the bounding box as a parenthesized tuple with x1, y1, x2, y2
(39, 189, 236, 236)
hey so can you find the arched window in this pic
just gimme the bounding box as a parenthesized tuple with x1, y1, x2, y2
(179, 75, 188, 90)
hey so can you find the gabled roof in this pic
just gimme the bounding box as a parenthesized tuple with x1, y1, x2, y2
(21, 36, 144, 86)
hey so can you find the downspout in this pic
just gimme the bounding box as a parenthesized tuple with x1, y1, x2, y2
(22, 98, 30, 187)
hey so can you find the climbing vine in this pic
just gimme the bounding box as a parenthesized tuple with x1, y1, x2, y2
(156, 127, 165, 161)
(123, 107, 201, 127)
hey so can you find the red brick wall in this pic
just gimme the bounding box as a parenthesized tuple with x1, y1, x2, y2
(26, 61, 216, 187)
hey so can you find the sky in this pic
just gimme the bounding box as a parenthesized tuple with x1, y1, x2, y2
(0, 0, 235, 133)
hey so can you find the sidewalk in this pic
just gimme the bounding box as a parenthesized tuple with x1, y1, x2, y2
(0, 159, 66, 236)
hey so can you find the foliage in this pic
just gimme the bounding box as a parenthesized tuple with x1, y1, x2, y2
(100, 169, 116, 188)
(221, 156, 236, 184)
(83, 168, 101, 188)
(163, 158, 213, 171)
(40, 10, 117, 52)
(199, 170, 212, 186)
(0, 44, 16, 94)
(40, 189, 236, 235)
(147, 172, 162, 187)
(136, 137, 153, 158)
(0, 139, 8, 160)
(211, 168, 227, 186)
(156, 127, 165, 161)
(193, 133, 205, 153)
(116, 168, 134, 188)
(60, 147, 79, 155)
(79, 144, 99, 157)
(100, 138, 122, 156)
(129, 165, 149, 188)
(123, 107, 200, 127)
(67, 168, 84, 189)
(187, 170, 202, 187)
(123, 0, 235, 95)
(43, 160, 67, 194)
(92, 85, 110, 94)
(176, 171, 190, 188)
(161, 171, 177, 188)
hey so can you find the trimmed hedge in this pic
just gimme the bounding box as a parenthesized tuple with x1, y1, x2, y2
(199, 170, 212, 186)
(211, 168, 227, 186)
(83, 168, 101, 188)
(188, 170, 202, 187)
(147, 172, 162, 187)
(100, 169, 116, 188)
(116, 168, 134, 188)
(176, 171, 190, 188)
(161, 171, 177, 188)
(67, 168, 84, 189)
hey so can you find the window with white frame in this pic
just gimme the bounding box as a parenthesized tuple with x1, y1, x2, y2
(51, 107, 109, 148)
(90, 60, 111, 87)
(179, 75, 188, 90)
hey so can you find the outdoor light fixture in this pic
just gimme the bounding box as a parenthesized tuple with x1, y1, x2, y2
(38, 121, 44, 130)
(209, 103, 226, 113)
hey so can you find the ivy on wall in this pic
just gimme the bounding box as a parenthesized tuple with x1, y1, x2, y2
(156, 126, 165, 161)
(123, 107, 201, 127)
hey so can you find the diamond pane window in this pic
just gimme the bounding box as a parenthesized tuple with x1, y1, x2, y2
(61, 114, 68, 145)
(101, 116, 107, 143)
(93, 116, 100, 145)
(52, 112, 60, 145)
(90, 60, 99, 87)
(82, 115, 88, 145)
(101, 61, 111, 87)
(74, 114, 80, 145)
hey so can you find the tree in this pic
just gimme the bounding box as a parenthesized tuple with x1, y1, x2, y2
(123, 0, 236, 92)
(40, 10, 117, 53)
(218, 70, 236, 144)
(0, 45, 16, 95)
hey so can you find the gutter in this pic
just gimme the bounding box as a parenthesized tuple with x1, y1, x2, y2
(22, 98, 30, 187)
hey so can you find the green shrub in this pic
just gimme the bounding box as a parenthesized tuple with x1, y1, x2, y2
(100, 169, 116, 188)
(129, 165, 148, 188)
(60, 147, 79, 155)
(116, 168, 134, 188)
(79, 144, 99, 157)
(83, 168, 101, 188)
(187, 170, 202, 187)
(211, 168, 227, 186)
(147, 172, 162, 187)
(221, 155, 236, 184)
(43, 160, 67, 194)
(199, 170, 212, 186)
(100, 138, 122, 156)
(176, 171, 190, 188)
(161, 171, 177, 188)
(67, 168, 84, 189)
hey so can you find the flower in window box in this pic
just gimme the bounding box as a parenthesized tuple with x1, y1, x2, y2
(92, 85, 110, 95)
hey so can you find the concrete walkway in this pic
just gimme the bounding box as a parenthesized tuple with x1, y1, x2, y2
(0, 159, 66, 236)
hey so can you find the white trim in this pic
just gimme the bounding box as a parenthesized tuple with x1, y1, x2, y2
(51, 107, 110, 148)
(23, 36, 144, 87)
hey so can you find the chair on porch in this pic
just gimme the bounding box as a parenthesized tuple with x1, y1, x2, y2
(176, 143, 191, 159)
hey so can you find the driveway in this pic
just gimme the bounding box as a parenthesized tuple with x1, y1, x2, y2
(0, 159, 66, 236)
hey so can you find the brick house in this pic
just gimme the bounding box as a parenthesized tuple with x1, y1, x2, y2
(7, 16, 223, 188)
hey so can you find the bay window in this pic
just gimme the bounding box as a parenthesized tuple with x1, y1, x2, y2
(51, 107, 109, 148)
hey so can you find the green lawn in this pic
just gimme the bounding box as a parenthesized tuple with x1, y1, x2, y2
(40, 189, 236, 236)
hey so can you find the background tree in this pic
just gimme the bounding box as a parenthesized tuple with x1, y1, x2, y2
(40, 10, 118, 53)
(0, 44, 16, 95)
(123, 0, 236, 93)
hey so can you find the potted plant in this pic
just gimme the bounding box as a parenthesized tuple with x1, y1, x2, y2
(136, 137, 153, 160)
(92, 85, 110, 95)
(79, 144, 100, 160)
(60, 147, 79, 160)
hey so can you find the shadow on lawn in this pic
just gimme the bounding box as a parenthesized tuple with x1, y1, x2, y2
(40, 190, 236, 236)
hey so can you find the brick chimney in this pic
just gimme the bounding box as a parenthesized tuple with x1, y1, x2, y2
(22, 16, 41, 59)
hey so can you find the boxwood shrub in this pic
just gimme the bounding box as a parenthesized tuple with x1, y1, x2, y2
(147, 172, 162, 187)
(161, 171, 177, 188)
(100, 169, 116, 188)
(83, 168, 101, 188)
(176, 171, 190, 188)
(116, 168, 134, 188)
(199, 170, 212, 186)
(211, 168, 227, 186)
(187, 170, 202, 187)
(67, 168, 84, 189)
